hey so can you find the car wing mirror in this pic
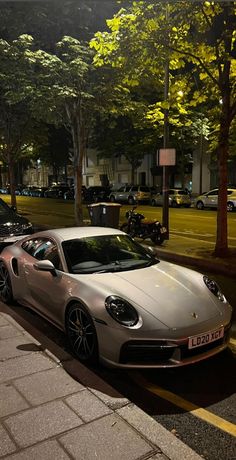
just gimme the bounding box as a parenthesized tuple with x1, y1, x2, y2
(33, 260, 57, 276)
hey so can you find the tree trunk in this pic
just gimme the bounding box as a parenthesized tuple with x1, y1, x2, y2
(7, 151, 16, 209)
(214, 114, 230, 257)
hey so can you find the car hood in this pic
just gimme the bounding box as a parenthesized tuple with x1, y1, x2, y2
(0, 211, 31, 236)
(91, 261, 223, 328)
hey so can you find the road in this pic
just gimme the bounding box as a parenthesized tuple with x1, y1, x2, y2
(139, 205, 236, 247)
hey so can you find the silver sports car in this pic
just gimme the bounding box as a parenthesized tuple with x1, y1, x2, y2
(0, 227, 232, 368)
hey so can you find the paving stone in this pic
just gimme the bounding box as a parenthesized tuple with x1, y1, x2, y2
(66, 389, 112, 422)
(0, 336, 42, 360)
(117, 404, 202, 460)
(60, 413, 154, 460)
(3, 440, 70, 460)
(0, 354, 56, 384)
(5, 400, 83, 448)
(0, 424, 16, 457)
(0, 314, 11, 326)
(0, 325, 23, 340)
(89, 387, 129, 410)
(14, 367, 85, 405)
(0, 383, 29, 417)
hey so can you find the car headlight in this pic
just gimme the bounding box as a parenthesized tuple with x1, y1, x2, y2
(203, 275, 225, 302)
(105, 295, 138, 326)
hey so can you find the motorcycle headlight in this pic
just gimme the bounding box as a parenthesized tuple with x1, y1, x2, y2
(203, 275, 225, 302)
(105, 295, 138, 326)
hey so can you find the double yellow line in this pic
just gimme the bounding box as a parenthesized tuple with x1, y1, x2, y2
(129, 372, 236, 437)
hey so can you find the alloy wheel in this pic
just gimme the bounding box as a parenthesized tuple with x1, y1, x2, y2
(66, 304, 98, 364)
(0, 261, 13, 304)
(227, 202, 234, 212)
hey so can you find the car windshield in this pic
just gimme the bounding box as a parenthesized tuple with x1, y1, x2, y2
(62, 234, 158, 274)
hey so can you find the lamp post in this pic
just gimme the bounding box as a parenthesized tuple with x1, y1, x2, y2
(162, 4, 170, 239)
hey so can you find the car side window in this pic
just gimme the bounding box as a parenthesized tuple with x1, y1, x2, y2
(22, 238, 63, 270)
(207, 190, 218, 196)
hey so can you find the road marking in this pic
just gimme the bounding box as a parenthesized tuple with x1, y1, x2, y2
(129, 372, 236, 437)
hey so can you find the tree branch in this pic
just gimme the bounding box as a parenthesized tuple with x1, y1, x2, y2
(167, 45, 219, 86)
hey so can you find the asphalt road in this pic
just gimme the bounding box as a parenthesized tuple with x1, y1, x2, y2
(3, 195, 236, 248)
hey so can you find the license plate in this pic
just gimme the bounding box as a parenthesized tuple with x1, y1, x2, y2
(160, 227, 167, 234)
(188, 326, 224, 349)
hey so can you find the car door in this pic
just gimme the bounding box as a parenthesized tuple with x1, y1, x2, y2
(115, 186, 127, 202)
(205, 189, 218, 208)
(21, 238, 68, 327)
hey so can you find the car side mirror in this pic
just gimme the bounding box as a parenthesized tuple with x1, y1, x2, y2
(33, 260, 57, 277)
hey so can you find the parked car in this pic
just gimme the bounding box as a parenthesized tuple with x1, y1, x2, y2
(0, 226, 232, 368)
(0, 198, 33, 245)
(194, 188, 236, 212)
(151, 189, 192, 208)
(83, 186, 111, 203)
(0, 186, 22, 195)
(0, 186, 10, 195)
(44, 185, 70, 198)
(63, 185, 87, 200)
(109, 185, 151, 205)
(30, 187, 49, 197)
(21, 186, 38, 196)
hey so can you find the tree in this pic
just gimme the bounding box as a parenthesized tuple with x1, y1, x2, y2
(91, 1, 236, 257)
(0, 35, 48, 208)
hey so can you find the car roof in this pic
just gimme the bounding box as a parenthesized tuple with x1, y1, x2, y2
(25, 226, 125, 242)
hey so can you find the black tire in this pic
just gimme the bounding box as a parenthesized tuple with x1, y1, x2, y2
(171, 201, 178, 208)
(0, 261, 13, 304)
(120, 223, 137, 238)
(110, 195, 116, 203)
(227, 201, 234, 212)
(151, 233, 165, 245)
(151, 199, 156, 207)
(196, 201, 204, 210)
(128, 196, 134, 205)
(120, 223, 129, 234)
(66, 303, 98, 364)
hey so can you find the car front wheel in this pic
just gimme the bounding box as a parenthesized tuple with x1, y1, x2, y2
(0, 261, 13, 304)
(66, 303, 98, 364)
(227, 201, 234, 212)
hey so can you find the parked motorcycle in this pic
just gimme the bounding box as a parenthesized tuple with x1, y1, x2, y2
(120, 207, 167, 245)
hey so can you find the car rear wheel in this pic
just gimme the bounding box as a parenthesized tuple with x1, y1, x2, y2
(0, 261, 13, 304)
(110, 195, 116, 203)
(151, 233, 165, 245)
(151, 199, 156, 206)
(66, 303, 98, 364)
(171, 201, 178, 208)
(196, 201, 204, 210)
(227, 202, 234, 212)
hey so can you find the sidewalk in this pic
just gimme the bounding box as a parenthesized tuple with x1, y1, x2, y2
(155, 231, 236, 277)
(0, 303, 202, 460)
(0, 232, 235, 460)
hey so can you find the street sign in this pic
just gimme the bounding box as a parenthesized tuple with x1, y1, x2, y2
(158, 149, 176, 166)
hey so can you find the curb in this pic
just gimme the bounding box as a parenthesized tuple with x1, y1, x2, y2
(155, 248, 236, 278)
(0, 303, 202, 460)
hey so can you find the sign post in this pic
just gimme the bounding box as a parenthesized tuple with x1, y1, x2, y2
(158, 148, 176, 240)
